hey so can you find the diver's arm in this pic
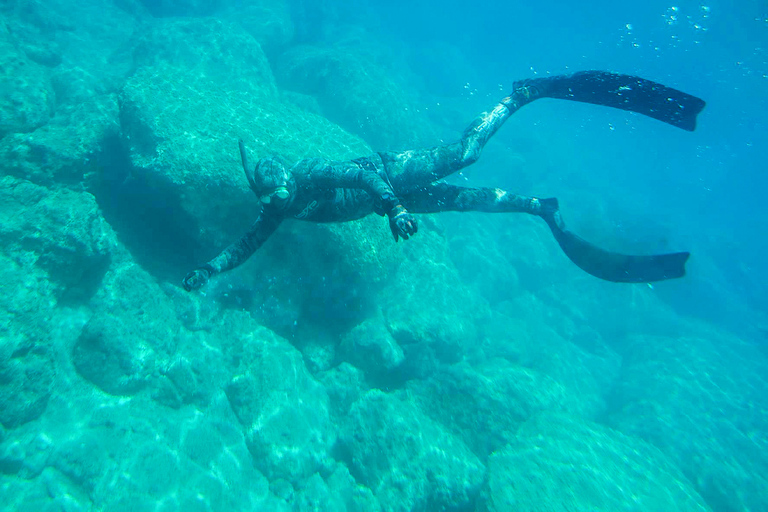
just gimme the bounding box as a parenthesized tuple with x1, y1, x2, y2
(305, 160, 418, 240)
(306, 161, 397, 207)
(182, 212, 282, 291)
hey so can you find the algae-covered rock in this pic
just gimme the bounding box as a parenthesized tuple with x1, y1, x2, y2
(118, 62, 371, 248)
(3, 0, 138, 98)
(407, 358, 598, 459)
(136, 0, 221, 17)
(341, 390, 485, 512)
(293, 473, 346, 512)
(0, 23, 54, 138)
(0, 176, 116, 300)
(0, 94, 120, 186)
(132, 17, 277, 95)
(479, 412, 710, 512)
(0, 331, 55, 429)
(380, 228, 490, 377)
(225, 328, 334, 483)
(47, 399, 272, 511)
(484, 302, 618, 417)
(607, 330, 768, 512)
(316, 362, 368, 423)
(220, 0, 294, 53)
(338, 314, 404, 378)
(72, 259, 180, 395)
(325, 463, 382, 512)
(277, 43, 437, 150)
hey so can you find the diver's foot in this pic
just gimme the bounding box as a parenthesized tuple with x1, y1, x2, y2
(537, 197, 559, 215)
(501, 80, 544, 111)
(535, 197, 566, 230)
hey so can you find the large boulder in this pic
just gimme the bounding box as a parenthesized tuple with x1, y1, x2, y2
(607, 328, 768, 512)
(408, 358, 599, 459)
(225, 329, 335, 483)
(118, 60, 372, 245)
(0, 23, 54, 138)
(0, 94, 120, 186)
(0, 314, 55, 429)
(379, 227, 491, 378)
(479, 413, 711, 512)
(72, 259, 181, 395)
(131, 17, 277, 95)
(338, 313, 404, 379)
(0, 176, 116, 300)
(220, 0, 294, 54)
(0, 177, 123, 428)
(341, 390, 485, 512)
(277, 42, 438, 150)
(45, 399, 276, 511)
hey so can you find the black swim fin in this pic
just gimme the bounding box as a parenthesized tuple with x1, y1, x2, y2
(523, 71, 706, 131)
(539, 198, 689, 283)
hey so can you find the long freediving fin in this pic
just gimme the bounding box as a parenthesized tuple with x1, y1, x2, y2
(523, 71, 706, 131)
(539, 199, 689, 283)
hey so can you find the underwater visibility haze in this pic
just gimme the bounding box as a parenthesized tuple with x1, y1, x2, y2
(0, 0, 766, 510)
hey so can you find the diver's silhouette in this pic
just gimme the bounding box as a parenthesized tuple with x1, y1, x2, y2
(183, 71, 705, 291)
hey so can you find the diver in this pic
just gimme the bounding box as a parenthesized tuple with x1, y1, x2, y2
(183, 70, 705, 291)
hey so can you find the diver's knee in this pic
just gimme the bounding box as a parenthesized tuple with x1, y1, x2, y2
(459, 142, 481, 167)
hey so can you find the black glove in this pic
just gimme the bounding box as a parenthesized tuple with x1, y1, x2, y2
(182, 264, 214, 291)
(387, 205, 418, 242)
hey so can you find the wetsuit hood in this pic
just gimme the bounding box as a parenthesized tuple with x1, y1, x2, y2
(247, 156, 296, 210)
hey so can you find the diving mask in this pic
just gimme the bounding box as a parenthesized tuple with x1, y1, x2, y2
(260, 187, 291, 204)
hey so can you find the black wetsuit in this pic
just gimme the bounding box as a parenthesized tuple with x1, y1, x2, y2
(207, 86, 541, 275)
(186, 71, 704, 287)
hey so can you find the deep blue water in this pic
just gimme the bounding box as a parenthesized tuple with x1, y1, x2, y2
(1, 0, 766, 511)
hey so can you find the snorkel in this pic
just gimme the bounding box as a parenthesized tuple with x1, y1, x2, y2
(239, 140, 295, 210)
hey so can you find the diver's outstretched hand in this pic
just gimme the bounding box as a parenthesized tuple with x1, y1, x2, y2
(388, 205, 418, 242)
(182, 265, 214, 291)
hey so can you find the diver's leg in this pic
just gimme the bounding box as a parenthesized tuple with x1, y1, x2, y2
(382, 71, 704, 195)
(381, 84, 540, 194)
(402, 183, 689, 283)
(400, 182, 546, 214)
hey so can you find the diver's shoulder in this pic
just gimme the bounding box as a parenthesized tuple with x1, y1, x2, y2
(291, 157, 334, 172)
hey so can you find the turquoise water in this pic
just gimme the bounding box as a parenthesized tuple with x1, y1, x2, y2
(1, 0, 766, 510)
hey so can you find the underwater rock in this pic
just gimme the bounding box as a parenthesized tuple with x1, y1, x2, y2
(0, 334, 55, 429)
(0, 94, 120, 186)
(72, 260, 180, 395)
(316, 362, 368, 423)
(325, 463, 382, 512)
(292, 473, 347, 512)
(0, 473, 90, 512)
(478, 412, 710, 512)
(118, 63, 371, 248)
(276, 43, 437, 150)
(136, 0, 221, 17)
(225, 329, 334, 483)
(47, 399, 273, 510)
(341, 389, 484, 512)
(607, 330, 768, 512)
(482, 303, 618, 418)
(3, 0, 137, 100)
(0, 23, 54, 139)
(407, 358, 598, 459)
(0, 176, 116, 301)
(131, 17, 277, 95)
(220, 0, 294, 54)
(338, 314, 404, 378)
(380, 229, 490, 378)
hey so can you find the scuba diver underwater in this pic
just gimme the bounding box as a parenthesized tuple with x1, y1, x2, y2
(182, 70, 705, 292)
